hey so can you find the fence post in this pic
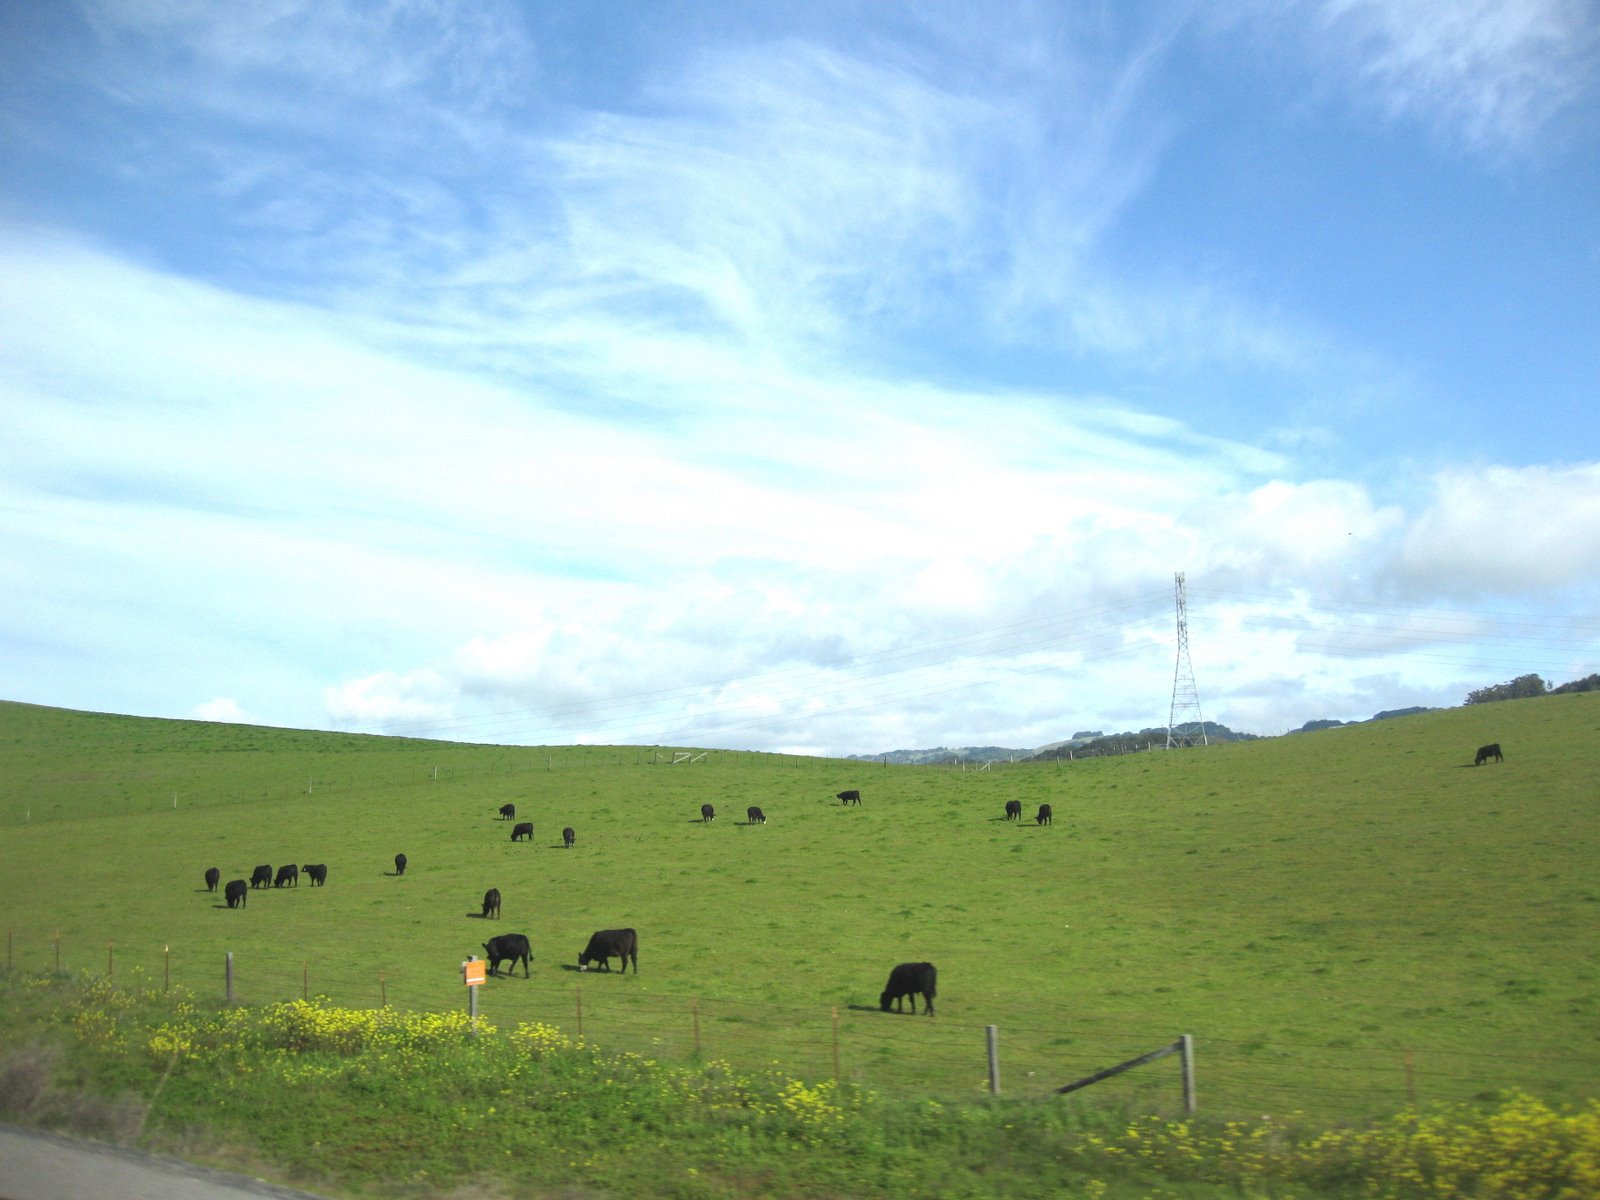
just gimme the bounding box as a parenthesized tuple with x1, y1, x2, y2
(380, 971, 387, 1008)
(467, 957, 479, 1034)
(164, 946, 170, 992)
(987, 1025, 1001, 1095)
(53, 933, 61, 973)
(1180, 1034, 1196, 1115)
(831, 1007, 841, 1082)
(226, 951, 234, 1005)
(576, 984, 583, 1037)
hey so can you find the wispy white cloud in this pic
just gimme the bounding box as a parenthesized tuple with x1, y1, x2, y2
(1313, 0, 1599, 151)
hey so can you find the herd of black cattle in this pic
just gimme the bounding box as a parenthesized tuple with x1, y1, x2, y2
(198, 785, 1052, 1017)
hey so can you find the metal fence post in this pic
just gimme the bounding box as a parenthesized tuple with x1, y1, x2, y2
(226, 951, 234, 1005)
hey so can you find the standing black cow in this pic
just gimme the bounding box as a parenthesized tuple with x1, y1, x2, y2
(837, 789, 862, 805)
(511, 821, 534, 842)
(394, 853, 407, 876)
(1004, 800, 1022, 822)
(274, 864, 299, 888)
(1475, 743, 1504, 766)
(746, 806, 766, 824)
(499, 803, 516, 820)
(700, 804, 715, 823)
(204, 866, 221, 892)
(1036, 804, 1053, 826)
(578, 928, 639, 974)
(482, 933, 531, 977)
(301, 863, 327, 886)
(224, 879, 248, 909)
(481, 887, 501, 919)
(880, 962, 937, 1016)
(250, 864, 273, 889)
(562, 826, 575, 849)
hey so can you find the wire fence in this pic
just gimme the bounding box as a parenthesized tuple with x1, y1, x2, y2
(7, 928, 1595, 1121)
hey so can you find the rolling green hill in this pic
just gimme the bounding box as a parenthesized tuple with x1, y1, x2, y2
(1, 695, 1595, 1122)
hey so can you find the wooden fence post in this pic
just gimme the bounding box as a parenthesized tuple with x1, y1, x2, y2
(831, 1007, 841, 1082)
(225, 951, 234, 1005)
(987, 1025, 1001, 1095)
(1180, 1034, 1196, 1115)
(576, 985, 583, 1037)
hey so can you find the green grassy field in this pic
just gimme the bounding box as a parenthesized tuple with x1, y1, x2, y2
(2, 695, 1596, 1123)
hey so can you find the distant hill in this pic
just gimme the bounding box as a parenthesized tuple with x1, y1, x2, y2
(843, 746, 1033, 765)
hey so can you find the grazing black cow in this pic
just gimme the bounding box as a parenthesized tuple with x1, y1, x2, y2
(499, 803, 516, 820)
(1004, 800, 1022, 822)
(747, 806, 766, 824)
(224, 879, 248, 909)
(700, 803, 715, 823)
(578, 928, 639, 974)
(837, 789, 862, 805)
(301, 864, 327, 886)
(394, 853, 407, 876)
(1036, 803, 1053, 826)
(562, 826, 575, 849)
(204, 866, 221, 892)
(1475, 743, 1504, 766)
(880, 962, 937, 1016)
(511, 821, 534, 842)
(482, 933, 531, 978)
(250, 864, 273, 889)
(274, 863, 299, 888)
(481, 887, 501, 920)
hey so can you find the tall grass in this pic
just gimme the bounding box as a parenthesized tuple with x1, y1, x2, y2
(3, 969, 1598, 1200)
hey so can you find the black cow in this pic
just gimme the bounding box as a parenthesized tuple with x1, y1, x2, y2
(499, 803, 516, 820)
(880, 962, 937, 1016)
(1036, 804, 1053, 826)
(578, 928, 638, 974)
(301, 863, 327, 886)
(481, 887, 501, 919)
(837, 789, 862, 805)
(204, 866, 221, 892)
(274, 864, 299, 888)
(1475, 743, 1504, 766)
(482, 933, 531, 978)
(250, 864, 273, 889)
(1004, 800, 1022, 822)
(562, 826, 575, 849)
(747, 806, 766, 824)
(700, 803, 715, 823)
(224, 879, 248, 909)
(394, 853, 407, 876)
(511, 821, 534, 842)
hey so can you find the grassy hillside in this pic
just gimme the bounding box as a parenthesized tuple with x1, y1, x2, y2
(1, 696, 1596, 1123)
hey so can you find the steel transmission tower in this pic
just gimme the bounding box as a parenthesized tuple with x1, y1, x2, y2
(1166, 572, 1208, 748)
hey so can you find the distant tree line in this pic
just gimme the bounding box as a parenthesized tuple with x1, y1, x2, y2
(1466, 672, 1600, 705)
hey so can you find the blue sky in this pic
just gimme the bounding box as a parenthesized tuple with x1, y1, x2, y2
(2, 0, 1597, 753)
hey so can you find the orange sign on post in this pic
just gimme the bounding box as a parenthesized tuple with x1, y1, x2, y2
(463, 958, 486, 987)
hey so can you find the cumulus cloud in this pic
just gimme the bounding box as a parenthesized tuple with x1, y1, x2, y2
(191, 697, 249, 723)
(1399, 463, 1600, 594)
